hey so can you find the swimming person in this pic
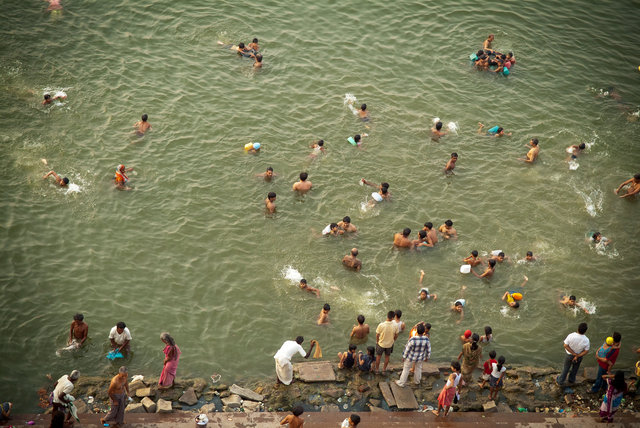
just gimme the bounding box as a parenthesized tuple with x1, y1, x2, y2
(248, 38, 260, 52)
(235, 42, 255, 57)
(299, 279, 320, 297)
(451, 296, 466, 324)
(502, 276, 528, 308)
(614, 173, 640, 198)
(133, 114, 151, 135)
(518, 138, 540, 163)
(338, 216, 357, 233)
(42, 92, 66, 105)
(523, 251, 536, 262)
(477, 122, 511, 137)
(43, 170, 69, 187)
(342, 248, 362, 271)
(265, 192, 276, 214)
(114, 164, 134, 190)
(317, 303, 330, 325)
(309, 140, 325, 158)
(253, 54, 263, 68)
(393, 228, 413, 248)
(490, 251, 509, 263)
(413, 230, 428, 248)
(358, 104, 370, 121)
(322, 223, 343, 236)
(256, 166, 277, 182)
(417, 270, 438, 301)
(158, 332, 181, 390)
(559, 295, 589, 313)
(292, 172, 312, 193)
(361, 179, 391, 196)
(444, 152, 458, 174)
(567, 143, 586, 159)
(591, 231, 612, 247)
(431, 121, 447, 139)
(472, 259, 496, 279)
(347, 133, 367, 147)
(438, 219, 458, 240)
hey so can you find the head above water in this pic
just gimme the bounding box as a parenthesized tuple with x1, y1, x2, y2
(116, 321, 126, 330)
(424, 222, 433, 230)
(634, 173, 640, 181)
(141, 114, 148, 122)
(351, 248, 358, 256)
(44, 94, 51, 100)
(357, 314, 365, 324)
(300, 278, 307, 285)
(252, 38, 258, 44)
(484, 326, 492, 336)
(255, 54, 263, 62)
(386, 310, 395, 320)
(488, 259, 496, 268)
(416, 323, 426, 335)
(569, 295, 576, 303)
(435, 121, 443, 130)
(402, 227, 411, 237)
(342, 216, 350, 224)
(395, 309, 402, 319)
(238, 42, 245, 49)
(361, 103, 367, 111)
(323, 303, 330, 311)
(118, 366, 128, 375)
(418, 230, 426, 239)
(578, 143, 586, 150)
(592, 232, 601, 241)
(62, 177, 69, 185)
(464, 329, 472, 338)
(445, 219, 453, 227)
(613, 331, 621, 343)
(526, 251, 533, 258)
(267, 191, 276, 200)
(354, 134, 361, 143)
(496, 127, 504, 134)
(451, 152, 458, 158)
(471, 250, 478, 257)
(300, 172, 308, 181)
(73, 313, 84, 322)
(330, 223, 338, 230)
(531, 138, 539, 146)
(317, 140, 324, 146)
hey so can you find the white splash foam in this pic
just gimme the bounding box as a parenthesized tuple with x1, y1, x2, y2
(575, 187, 602, 217)
(500, 306, 520, 319)
(432, 117, 440, 124)
(447, 122, 458, 134)
(577, 298, 596, 315)
(344, 93, 358, 116)
(569, 160, 579, 170)
(282, 266, 302, 283)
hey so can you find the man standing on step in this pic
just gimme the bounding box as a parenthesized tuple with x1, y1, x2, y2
(374, 311, 398, 374)
(395, 323, 431, 387)
(556, 323, 590, 385)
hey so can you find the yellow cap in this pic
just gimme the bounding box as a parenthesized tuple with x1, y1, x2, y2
(606, 337, 614, 345)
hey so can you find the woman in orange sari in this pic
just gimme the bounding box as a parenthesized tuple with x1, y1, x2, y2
(158, 332, 181, 389)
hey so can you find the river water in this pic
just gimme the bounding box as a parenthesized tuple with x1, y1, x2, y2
(1, 0, 639, 410)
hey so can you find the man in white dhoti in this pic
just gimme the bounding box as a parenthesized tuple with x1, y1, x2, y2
(274, 336, 315, 385)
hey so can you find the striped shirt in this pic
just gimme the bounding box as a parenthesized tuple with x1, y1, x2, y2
(402, 335, 431, 362)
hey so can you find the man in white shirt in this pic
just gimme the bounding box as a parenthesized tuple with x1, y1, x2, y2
(556, 322, 590, 385)
(52, 370, 80, 423)
(274, 336, 315, 385)
(109, 321, 132, 355)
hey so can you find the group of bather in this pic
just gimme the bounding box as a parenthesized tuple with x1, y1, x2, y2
(470, 34, 516, 76)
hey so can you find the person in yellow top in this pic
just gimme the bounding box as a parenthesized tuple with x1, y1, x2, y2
(374, 311, 399, 374)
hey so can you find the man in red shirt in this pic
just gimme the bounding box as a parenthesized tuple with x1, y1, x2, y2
(591, 332, 621, 393)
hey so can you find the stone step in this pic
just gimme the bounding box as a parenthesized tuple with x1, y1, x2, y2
(378, 382, 396, 407)
(389, 381, 419, 410)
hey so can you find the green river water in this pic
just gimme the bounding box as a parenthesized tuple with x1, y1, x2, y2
(1, 0, 639, 411)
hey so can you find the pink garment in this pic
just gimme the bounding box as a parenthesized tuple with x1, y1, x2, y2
(158, 345, 181, 387)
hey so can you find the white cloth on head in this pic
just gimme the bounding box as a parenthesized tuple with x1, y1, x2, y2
(109, 326, 132, 345)
(321, 224, 332, 235)
(52, 375, 74, 404)
(563, 332, 589, 355)
(454, 299, 466, 307)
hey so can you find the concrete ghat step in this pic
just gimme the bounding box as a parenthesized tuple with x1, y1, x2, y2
(8, 412, 640, 427)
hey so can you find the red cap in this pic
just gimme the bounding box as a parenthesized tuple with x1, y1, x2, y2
(464, 330, 472, 338)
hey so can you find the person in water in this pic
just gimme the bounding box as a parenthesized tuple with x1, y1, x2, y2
(422, 222, 438, 247)
(490, 251, 509, 263)
(472, 259, 496, 279)
(591, 231, 612, 246)
(519, 138, 539, 163)
(444, 152, 458, 174)
(477, 122, 511, 137)
(393, 228, 413, 248)
(235, 42, 255, 58)
(417, 270, 438, 301)
(299, 279, 320, 297)
(247, 38, 260, 52)
(358, 104, 370, 121)
(67, 313, 88, 349)
(309, 139, 325, 157)
(347, 133, 367, 147)
(42, 92, 66, 105)
(350, 315, 370, 345)
(114, 164, 134, 190)
(463, 250, 483, 267)
(614, 173, 640, 198)
(317, 303, 330, 325)
(43, 170, 69, 187)
(265, 192, 276, 213)
(253, 54, 263, 69)
(342, 248, 362, 271)
(338, 216, 357, 233)
(483, 34, 495, 51)
(438, 219, 458, 240)
(523, 251, 536, 262)
(322, 223, 343, 236)
(451, 297, 466, 324)
(292, 172, 312, 193)
(431, 121, 447, 139)
(560, 295, 589, 313)
(256, 166, 277, 182)
(567, 142, 586, 160)
(134, 114, 151, 135)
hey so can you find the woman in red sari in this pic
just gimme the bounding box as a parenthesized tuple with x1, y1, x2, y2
(158, 332, 181, 389)
(433, 361, 463, 417)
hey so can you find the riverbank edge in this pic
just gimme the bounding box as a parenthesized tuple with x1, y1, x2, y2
(32, 362, 638, 417)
